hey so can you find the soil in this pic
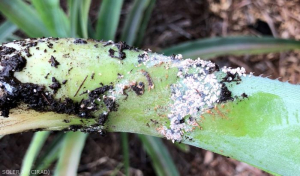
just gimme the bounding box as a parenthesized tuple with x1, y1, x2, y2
(108, 41, 135, 60)
(1, 0, 299, 175)
(49, 55, 60, 68)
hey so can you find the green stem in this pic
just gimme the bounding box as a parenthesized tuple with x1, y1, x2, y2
(0, 38, 299, 175)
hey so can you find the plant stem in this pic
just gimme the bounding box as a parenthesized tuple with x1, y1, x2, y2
(0, 38, 299, 175)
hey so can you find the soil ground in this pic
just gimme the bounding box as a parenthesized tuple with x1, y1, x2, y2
(1, 0, 300, 175)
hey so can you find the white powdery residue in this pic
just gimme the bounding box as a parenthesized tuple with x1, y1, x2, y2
(175, 54, 183, 60)
(160, 58, 222, 142)
(137, 52, 182, 68)
(111, 81, 129, 97)
(222, 66, 246, 76)
(249, 72, 254, 77)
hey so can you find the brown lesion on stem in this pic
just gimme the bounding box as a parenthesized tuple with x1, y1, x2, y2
(141, 70, 154, 90)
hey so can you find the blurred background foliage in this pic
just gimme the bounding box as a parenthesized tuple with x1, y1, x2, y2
(0, 0, 299, 175)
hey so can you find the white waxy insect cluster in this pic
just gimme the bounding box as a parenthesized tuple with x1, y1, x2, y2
(159, 58, 247, 142)
(221, 66, 246, 77)
(137, 52, 182, 68)
(159, 58, 222, 142)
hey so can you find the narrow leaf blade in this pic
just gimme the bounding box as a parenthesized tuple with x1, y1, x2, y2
(121, 0, 150, 45)
(3, 34, 21, 43)
(0, 0, 50, 37)
(0, 21, 18, 43)
(34, 133, 65, 171)
(54, 132, 87, 176)
(21, 131, 50, 176)
(121, 133, 129, 176)
(139, 135, 180, 176)
(134, 0, 156, 46)
(68, 0, 81, 37)
(163, 36, 300, 59)
(95, 0, 123, 40)
(31, 0, 70, 37)
(79, 0, 91, 38)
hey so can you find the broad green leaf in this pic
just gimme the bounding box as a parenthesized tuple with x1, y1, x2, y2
(135, 0, 156, 46)
(0, 0, 50, 37)
(121, 0, 151, 45)
(163, 36, 300, 59)
(182, 77, 300, 175)
(33, 133, 65, 171)
(54, 132, 87, 176)
(31, 0, 70, 37)
(0, 21, 18, 43)
(139, 135, 180, 176)
(96, 0, 123, 40)
(21, 131, 50, 176)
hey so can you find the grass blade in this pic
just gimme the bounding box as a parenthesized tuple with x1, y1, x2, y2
(121, 0, 151, 45)
(139, 135, 180, 176)
(163, 36, 300, 59)
(121, 133, 129, 176)
(31, 0, 70, 37)
(135, 0, 156, 46)
(33, 133, 65, 171)
(0, 0, 50, 37)
(79, 0, 91, 38)
(0, 21, 18, 43)
(95, 0, 123, 40)
(68, 0, 80, 37)
(21, 131, 50, 176)
(54, 132, 88, 176)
